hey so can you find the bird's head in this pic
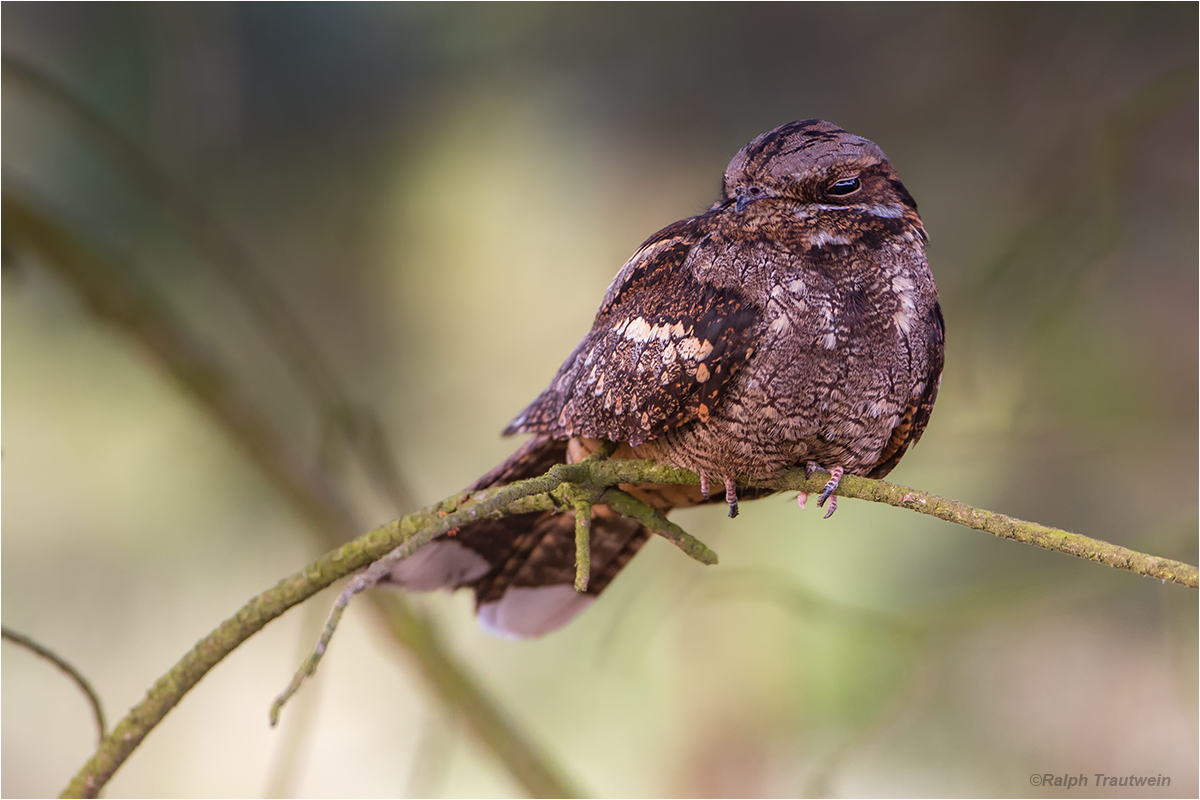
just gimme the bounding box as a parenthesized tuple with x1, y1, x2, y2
(719, 120, 919, 224)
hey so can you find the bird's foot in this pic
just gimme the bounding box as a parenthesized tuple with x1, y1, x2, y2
(724, 476, 739, 518)
(817, 466, 844, 519)
(822, 495, 838, 518)
(805, 461, 820, 478)
(795, 492, 808, 510)
(700, 472, 711, 499)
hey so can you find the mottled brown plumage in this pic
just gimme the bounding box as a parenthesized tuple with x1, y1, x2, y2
(389, 120, 944, 637)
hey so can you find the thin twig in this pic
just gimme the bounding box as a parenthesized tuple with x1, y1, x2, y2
(263, 597, 328, 798)
(601, 488, 720, 566)
(2, 197, 581, 799)
(572, 495, 594, 592)
(270, 528, 453, 726)
(268, 598, 348, 730)
(2, 627, 107, 746)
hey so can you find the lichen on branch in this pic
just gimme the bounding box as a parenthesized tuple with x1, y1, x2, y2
(61, 454, 1196, 797)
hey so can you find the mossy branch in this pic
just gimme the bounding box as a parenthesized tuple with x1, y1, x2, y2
(60, 453, 1196, 795)
(58, 479, 571, 798)
(761, 468, 1198, 588)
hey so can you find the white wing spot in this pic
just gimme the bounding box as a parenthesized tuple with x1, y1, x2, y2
(623, 316, 653, 342)
(676, 337, 702, 359)
(675, 337, 714, 361)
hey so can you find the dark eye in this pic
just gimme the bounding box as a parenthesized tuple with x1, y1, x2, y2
(827, 177, 860, 197)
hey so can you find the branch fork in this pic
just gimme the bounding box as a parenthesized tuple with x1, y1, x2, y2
(63, 453, 1196, 798)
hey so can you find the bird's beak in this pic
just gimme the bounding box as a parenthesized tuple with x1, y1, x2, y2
(734, 188, 764, 212)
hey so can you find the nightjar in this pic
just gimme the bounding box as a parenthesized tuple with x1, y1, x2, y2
(390, 120, 944, 638)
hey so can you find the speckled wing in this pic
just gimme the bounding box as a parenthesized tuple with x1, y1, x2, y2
(505, 216, 759, 447)
(868, 301, 945, 478)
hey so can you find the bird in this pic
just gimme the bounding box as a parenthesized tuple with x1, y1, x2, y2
(388, 120, 944, 638)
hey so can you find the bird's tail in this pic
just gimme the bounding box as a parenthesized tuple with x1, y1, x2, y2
(386, 434, 652, 638)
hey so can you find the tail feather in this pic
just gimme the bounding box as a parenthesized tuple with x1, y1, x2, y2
(472, 508, 649, 638)
(387, 435, 653, 638)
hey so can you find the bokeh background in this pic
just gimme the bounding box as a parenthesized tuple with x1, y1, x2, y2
(2, 4, 1196, 797)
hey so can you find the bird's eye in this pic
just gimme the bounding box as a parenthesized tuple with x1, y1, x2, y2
(827, 177, 861, 197)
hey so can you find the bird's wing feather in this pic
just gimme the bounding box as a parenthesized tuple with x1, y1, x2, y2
(869, 300, 945, 478)
(505, 215, 759, 447)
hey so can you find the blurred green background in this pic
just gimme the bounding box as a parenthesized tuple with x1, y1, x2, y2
(2, 3, 1196, 797)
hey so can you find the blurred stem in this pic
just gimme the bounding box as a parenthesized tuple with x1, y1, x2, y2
(964, 62, 1197, 334)
(1, 55, 416, 514)
(804, 647, 941, 798)
(2, 195, 580, 799)
(1, 626, 107, 746)
(2, 192, 354, 535)
(404, 706, 456, 798)
(1030, 61, 1198, 335)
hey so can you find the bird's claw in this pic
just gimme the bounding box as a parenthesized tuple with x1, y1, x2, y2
(724, 476, 739, 518)
(816, 466, 844, 517)
(822, 495, 837, 519)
